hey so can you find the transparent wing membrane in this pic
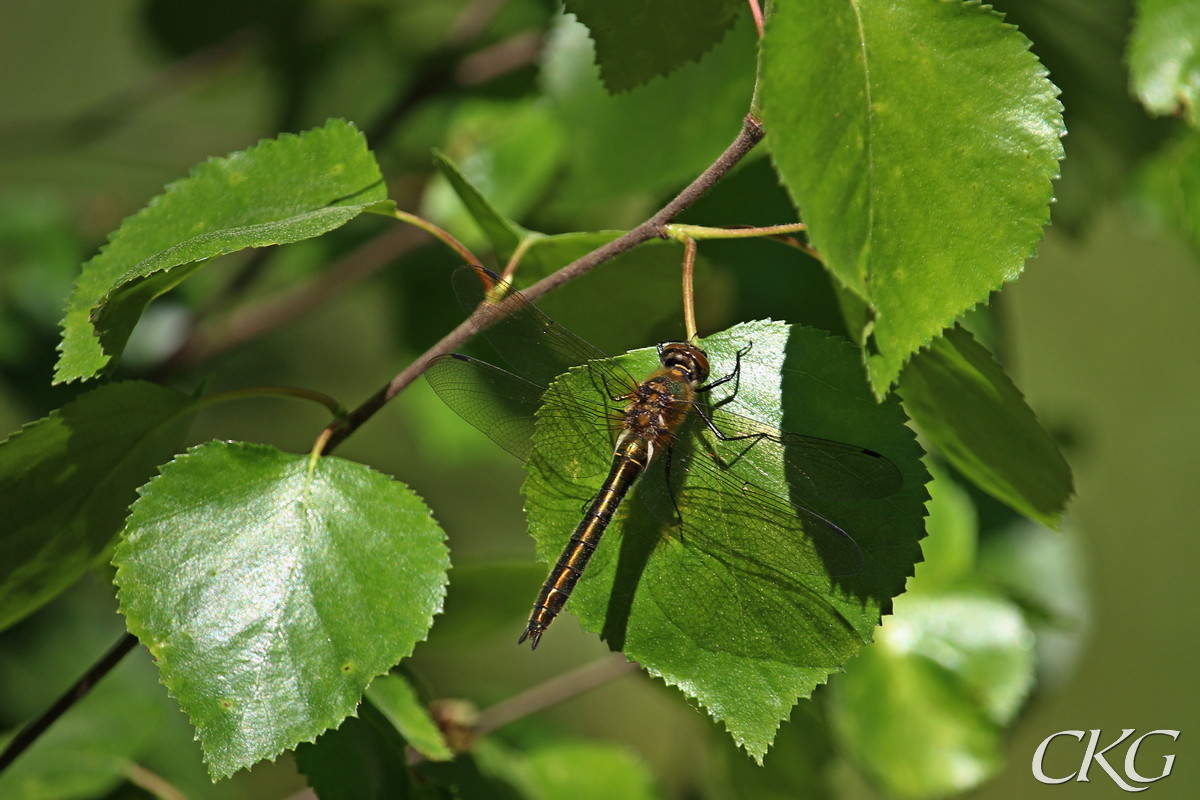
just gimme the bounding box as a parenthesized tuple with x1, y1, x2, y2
(425, 265, 903, 641)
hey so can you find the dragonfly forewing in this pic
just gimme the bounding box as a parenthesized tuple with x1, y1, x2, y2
(453, 266, 639, 390)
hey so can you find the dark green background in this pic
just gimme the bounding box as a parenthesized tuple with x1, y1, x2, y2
(0, 1, 1196, 798)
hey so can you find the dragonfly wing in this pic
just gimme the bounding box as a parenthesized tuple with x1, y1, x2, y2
(424, 353, 544, 462)
(670, 460, 866, 579)
(701, 405, 903, 500)
(644, 475, 867, 660)
(453, 266, 638, 390)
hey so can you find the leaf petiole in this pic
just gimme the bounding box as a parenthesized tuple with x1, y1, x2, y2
(195, 385, 346, 417)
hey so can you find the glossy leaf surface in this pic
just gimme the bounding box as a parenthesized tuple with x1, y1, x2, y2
(55, 119, 388, 383)
(761, 0, 1064, 395)
(114, 441, 448, 778)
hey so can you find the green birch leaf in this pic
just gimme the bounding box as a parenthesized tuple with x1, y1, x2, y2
(113, 441, 449, 779)
(542, 13, 756, 217)
(433, 149, 531, 264)
(1130, 0, 1200, 126)
(524, 321, 927, 760)
(294, 702, 432, 800)
(828, 591, 1035, 798)
(55, 119, 388, 383)
(761, 0, 1064, 396)
(0, 381, 195, 632)
(366, 673, 453, 763)
(899, 326, 1073, 527)
(423, 100, 564, 250)
(563, 0, 745, 92)
(1135, 127, 1200, 249)
(508, 741, 662, 800)
(719, 705, 834, 800)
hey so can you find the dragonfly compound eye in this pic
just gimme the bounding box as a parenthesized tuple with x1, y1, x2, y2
(659, 342, 710, 384)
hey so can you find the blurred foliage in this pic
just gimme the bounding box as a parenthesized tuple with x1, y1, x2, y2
(0, 0, 1197, 798)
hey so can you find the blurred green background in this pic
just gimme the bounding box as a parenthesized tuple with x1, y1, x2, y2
(1, 0, 1197, 798)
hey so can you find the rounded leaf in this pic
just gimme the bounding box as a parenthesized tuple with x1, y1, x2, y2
(113, 441, 449, 778)
(523, 321, 928, 759)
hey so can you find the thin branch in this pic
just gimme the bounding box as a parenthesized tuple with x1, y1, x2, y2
(474, 654, 640, 737)
(324, 114, 765, 452)
(0, 633, 139, 775)
(160, 224, 427, 373)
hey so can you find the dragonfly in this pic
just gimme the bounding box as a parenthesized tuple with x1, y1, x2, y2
(424, 266, 902, 650)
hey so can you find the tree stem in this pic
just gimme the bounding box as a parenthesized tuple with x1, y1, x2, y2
(0, 633, 139, 775)
(324, 114, 765, 452)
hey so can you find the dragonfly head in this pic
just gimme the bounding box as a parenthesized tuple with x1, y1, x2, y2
(658, 342, 710, 386)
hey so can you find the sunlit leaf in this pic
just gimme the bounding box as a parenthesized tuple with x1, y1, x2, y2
(55, 119, 388, 383)
(524, 321, 927, 759)
(828, 591, 1035, 798)
(0, 381, 195, 632)
(366, 672, 453, 763)
(114, 441, 449, 778)
(506, 740, 662, 800)
(761, 0, 1064, 396)
(900, 326, 1073, 527)
(1130, 0, 1200, 126)
(563, 0, 745, 92)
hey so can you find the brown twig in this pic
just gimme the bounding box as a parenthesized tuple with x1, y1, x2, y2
(324, 114, 765, 453)
(161, 224, 426, 372)
(475, 654, 640, 737)
(0, 633, 139, 774)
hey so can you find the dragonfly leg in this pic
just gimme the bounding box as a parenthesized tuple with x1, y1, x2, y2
(698, 342, 753, 395)
(661, 442, 686, 529)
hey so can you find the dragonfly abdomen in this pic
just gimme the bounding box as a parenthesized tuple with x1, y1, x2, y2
(519, 441, 651, 649)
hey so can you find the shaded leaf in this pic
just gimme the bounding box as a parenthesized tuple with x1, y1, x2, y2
(423, 100, 564, 253)
(717, 705, 835, 800)
(563, 0, 744, 92)
(899, 326, 1073, 527)
(0, 627, 166, 800)
(524, 321, 927, 759)
(295, 702, 432, 800)
(433, 149, 531, 264)
(913, 464, 978, 592)
(1135, 127, 1200, 250)
(1130, 0, 1200, 126)
(113, 441, 449, 778)
(761, 0, 1064, 396)
(55, 119, 388, 383)
(828, 591, 1035, 798)
(0, 381, 195, 632)
(542, 13, 756, 219)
